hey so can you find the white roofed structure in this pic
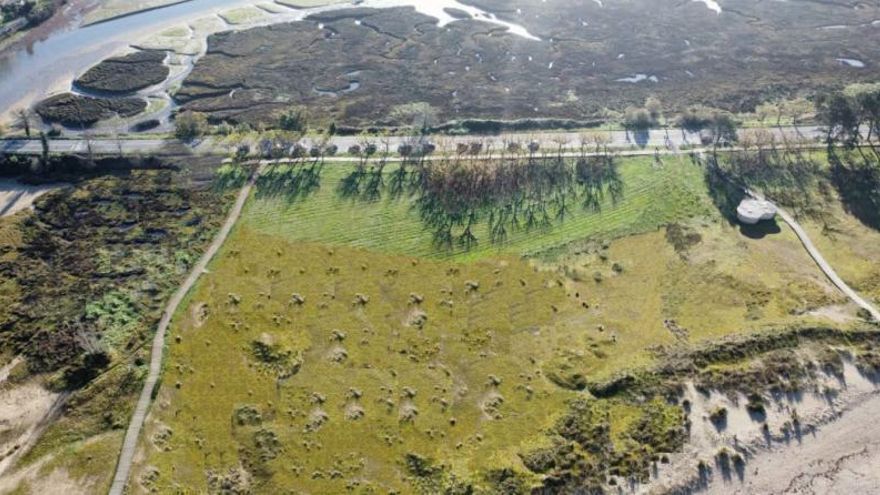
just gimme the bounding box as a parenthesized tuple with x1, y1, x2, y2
(736, 198, 777, 225)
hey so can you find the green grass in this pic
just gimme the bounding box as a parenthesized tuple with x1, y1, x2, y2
(243, 155, 714, 261)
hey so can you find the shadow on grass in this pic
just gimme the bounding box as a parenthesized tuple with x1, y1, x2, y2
(738, 220, 782, 239)
(334, 156, 625, 250)
(254, 162, 324, 203)
(828, 149, 880, 232)
(703, 157, 745, 225)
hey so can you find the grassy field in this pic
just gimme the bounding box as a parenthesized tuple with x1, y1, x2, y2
(129, 150, 861, 492)
(134, 230, 584, 492)
(800, 202, 880, 308)
(244, 155, 713, 261)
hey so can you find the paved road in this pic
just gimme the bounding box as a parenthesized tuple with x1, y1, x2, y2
(0, 138, 177, 156)
(0, 125, 822, 157)
(748, 190, 880, 322)
(108, 163, 265, 495)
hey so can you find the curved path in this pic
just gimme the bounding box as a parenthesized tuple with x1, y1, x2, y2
(108, 163, 264, 495)
(749, 190, 880, 322)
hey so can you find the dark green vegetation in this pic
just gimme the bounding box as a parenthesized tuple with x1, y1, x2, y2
(35, 49, 168, 127)
(35, 93, 146, 127)
(74, 50, 169, 94)
(178, 0, 880, 126)
(592, 326, 880, 400)
(0, 159, 231, 469)
(0, 0, 56, 31)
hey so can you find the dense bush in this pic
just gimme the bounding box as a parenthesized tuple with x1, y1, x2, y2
(0, 166, 230, 390)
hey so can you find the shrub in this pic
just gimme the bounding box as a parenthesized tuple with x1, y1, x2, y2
(174, 112, 208, 141)
(746, 393, 766, 416)
(279, 106, 308, 132)
(708, 407, 727, 426)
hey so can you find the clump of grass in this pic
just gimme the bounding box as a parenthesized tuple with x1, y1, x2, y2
(708, 407, 728, 428)
(234, 406, 263, 427)
(746, 392, 766, 416)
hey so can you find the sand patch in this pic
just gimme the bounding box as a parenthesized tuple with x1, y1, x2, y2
(639, 360, 880, 493)
(0, 380, 60, 475)
(0, 181, 62, 218)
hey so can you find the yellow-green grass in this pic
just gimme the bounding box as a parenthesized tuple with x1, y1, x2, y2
(242, 155, 714, 261)
(727, 149, 880, 308)
(135, 229, 584, 493)
(133, 214, 847, 492)
(800, 202, 880, 306)
(0, 216, 22, 340)
(218, 6, 268, 25)
(544, 221, 850, 377)
(0, 214, 22, 259)
(16, 432, 125, 495)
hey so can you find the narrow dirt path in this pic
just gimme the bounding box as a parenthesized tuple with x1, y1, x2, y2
(0, 356, 23, 383)
(108, 164, 264, 495)
(751, 190, 880, 322)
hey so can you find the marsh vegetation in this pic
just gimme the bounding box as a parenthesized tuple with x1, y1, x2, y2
(178, 1, 880, 127)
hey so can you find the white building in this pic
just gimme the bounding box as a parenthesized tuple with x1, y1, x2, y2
(737, 198, 777, 224)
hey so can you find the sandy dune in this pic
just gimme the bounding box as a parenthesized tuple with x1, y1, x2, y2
(636, 361, 880, 494)
(708, 393, 880, 494)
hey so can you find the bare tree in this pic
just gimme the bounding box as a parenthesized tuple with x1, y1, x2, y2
(17, 109, 32, 138)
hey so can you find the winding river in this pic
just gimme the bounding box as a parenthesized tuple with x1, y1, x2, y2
(0, 0, 540, 125)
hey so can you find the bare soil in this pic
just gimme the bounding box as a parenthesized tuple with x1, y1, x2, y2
(0, 380, 60, 477)
(707, 394, 880, 494)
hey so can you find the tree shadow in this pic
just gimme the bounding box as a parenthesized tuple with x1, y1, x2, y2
(715, 453, 732, 482)
(710, 415, 728, 432)
(696, 461, 711, 490)
(703, 158, 745, 224)
(334, 155, 625, 250)
(828, 149, 880, 231)
(255, 162, 323, 203)
(746, 407, 767, 424)
(632, 129, 650, 148)
(732, 455, 746, 482)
